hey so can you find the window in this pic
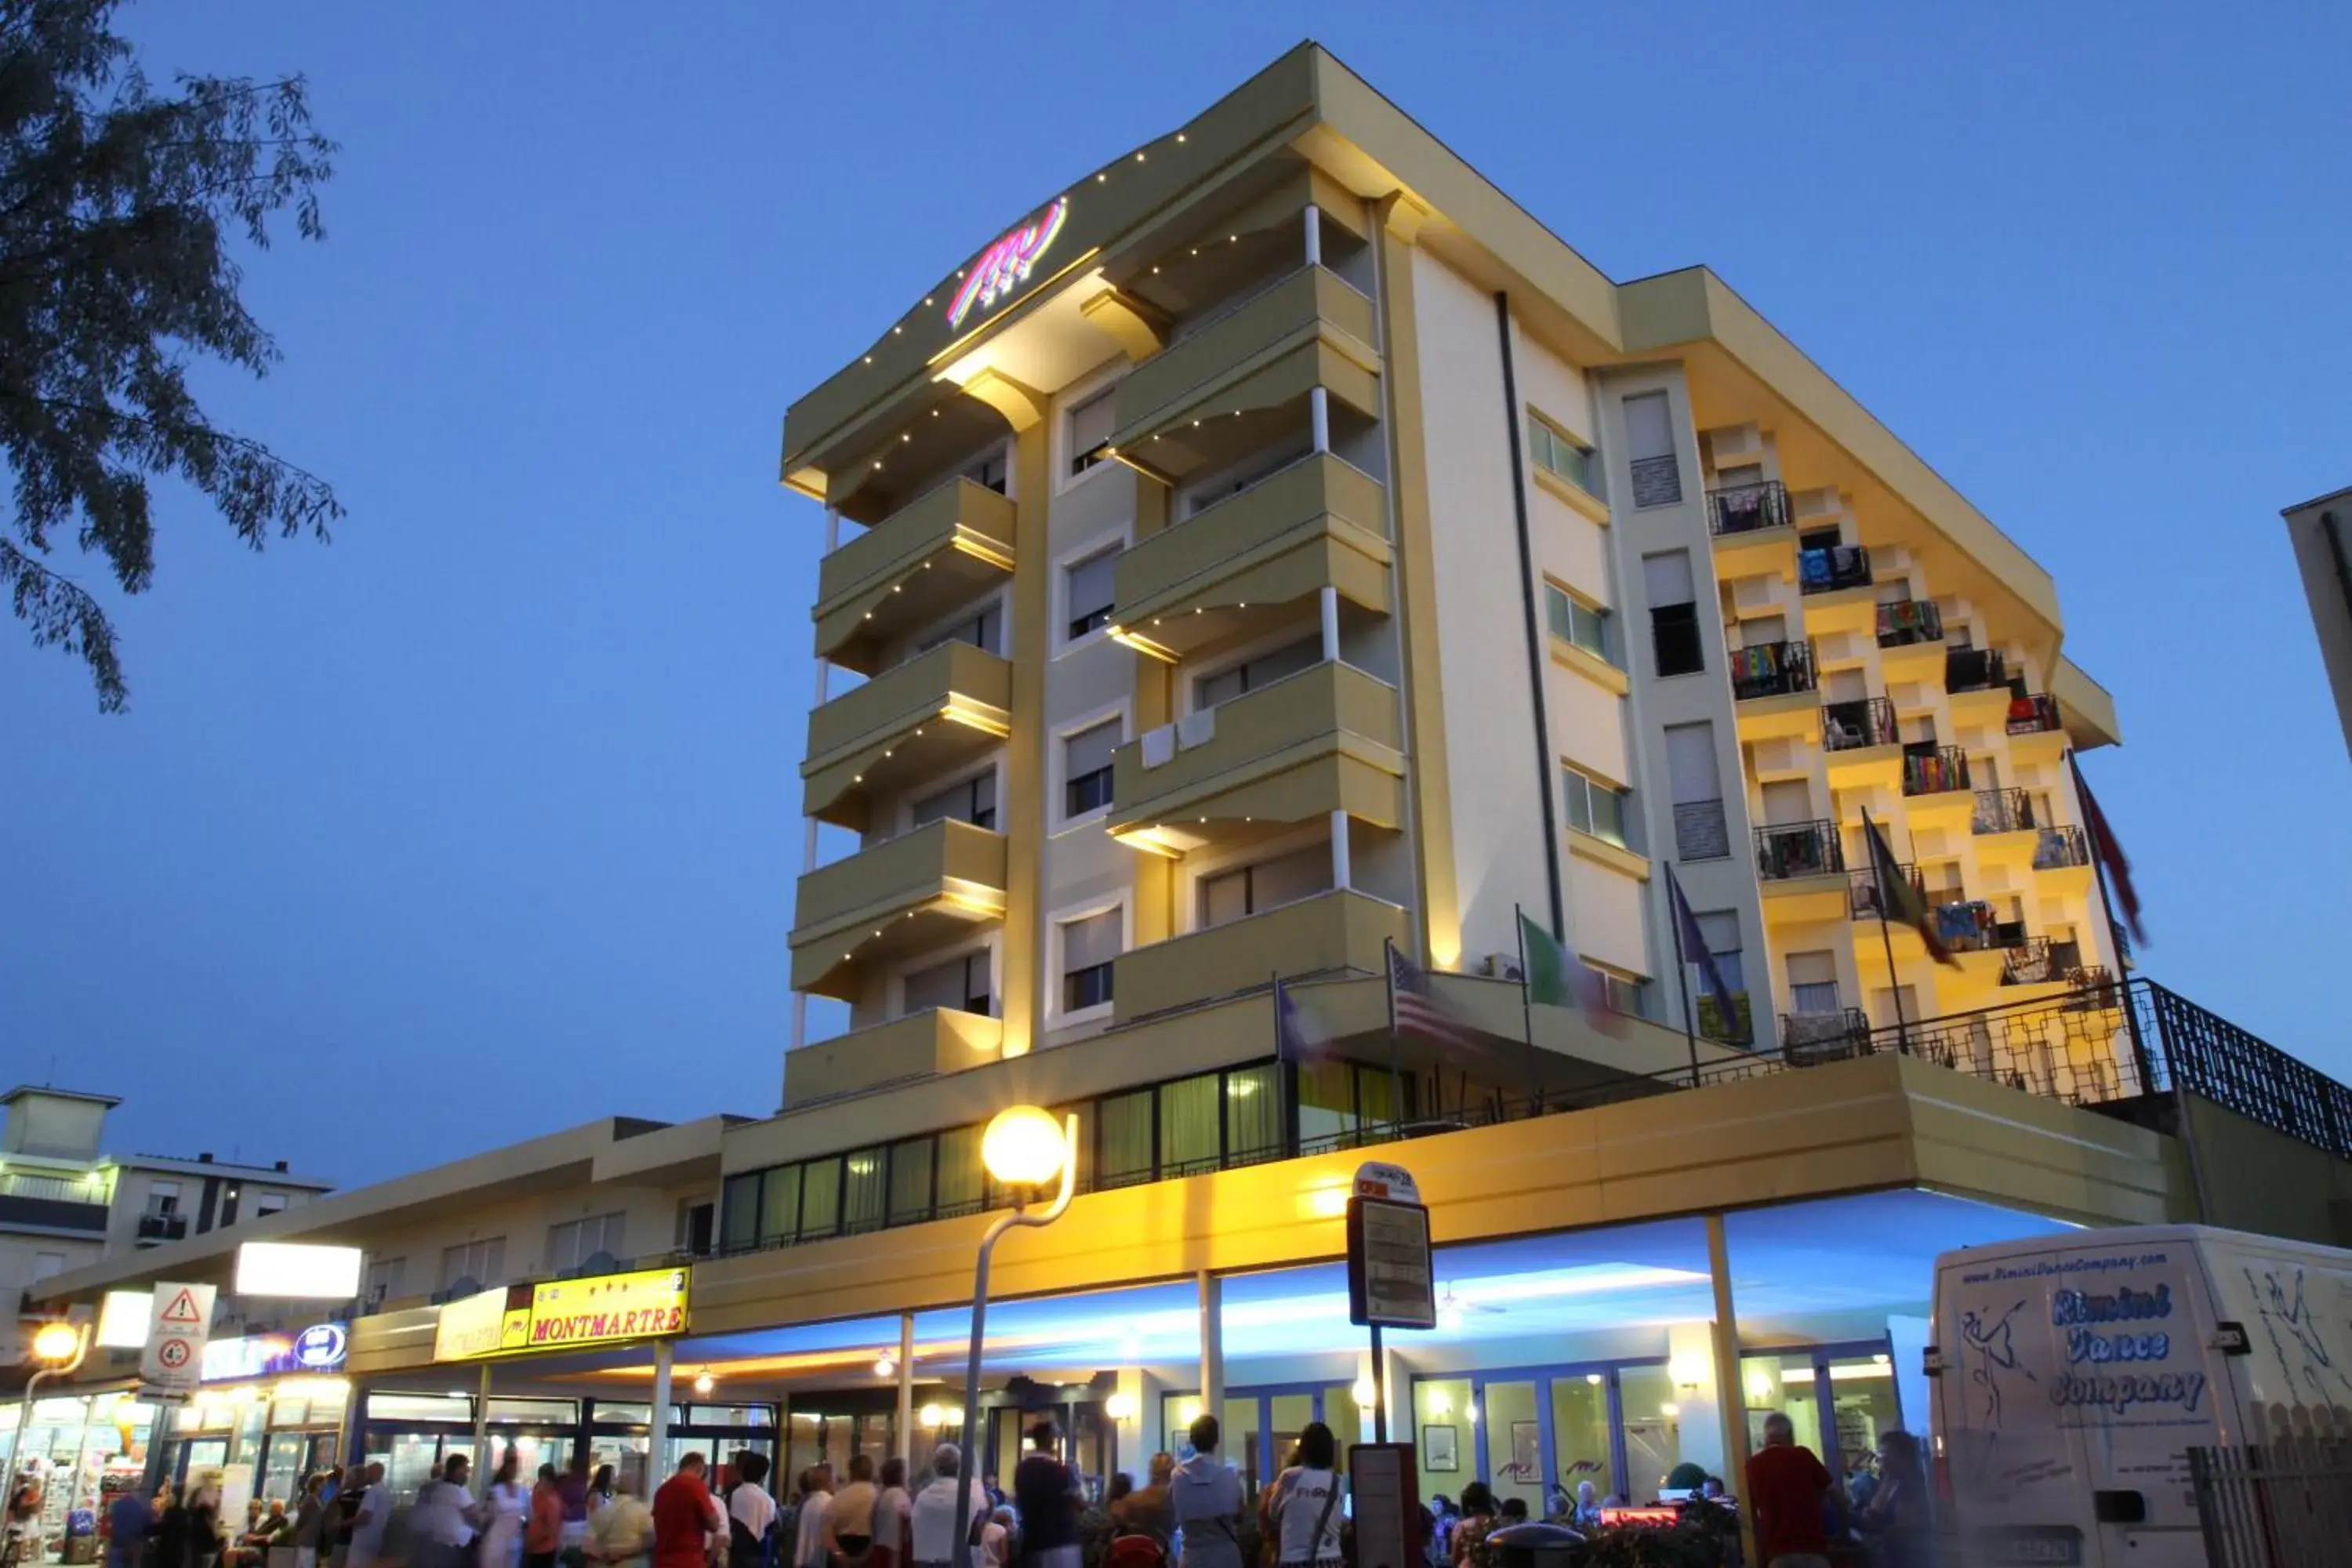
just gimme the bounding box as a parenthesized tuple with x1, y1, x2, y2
(1195, 634, 1319, 709)
(1787, 951, 1841, 1016)
(1065, 550, 1117, 640)
(799, 1160, 842, 1240)
(1061, 908, 1121, 1013)
(146, 1179, 182, 1216)
(1097, 1090, 1153, 1186)
(1644, 550, 1703, 677)
(919, 603, 1000, 656)
(966, 448, 1009, 495)
(253, 1192, 287, 1218)
(547, 1212, 627, 1273)
(842, 1149, 886, 1233)
(1592, 964, 1651, 1020)
(32, 1251, 66, 1281)
(904, 950, 992, 1016)
(440, 1236, 506, 1291)
(1062, 719, 1119, 818)
(759, 1165, 802, 1243)
(888, 1139, 934, 1226)
(912, 772, 996, 832)
(1200, 841, 1333, 927)
(1693, 912, 1749, 1042)
(1622, 391, 1682, 507)
(363, 1256, 407, 1303)
(1542, 583, 1612, 663)
(1561, 766, 1631, 849)
(1527, 415, 1599, 495)
(1160, 1075, 1221, 1174)
(1068, 387, 1116, 477)
(1664, 722, 1728, 860)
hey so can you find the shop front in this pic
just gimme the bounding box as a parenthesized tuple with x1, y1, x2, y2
(0, 1389, 159, 1564)
(148, 1321, 357, 1504)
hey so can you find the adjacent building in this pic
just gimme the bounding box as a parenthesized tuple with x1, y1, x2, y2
(2283, 485, 2352, 760)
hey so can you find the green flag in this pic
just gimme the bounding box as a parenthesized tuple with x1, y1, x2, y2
(1519, 909, 1570, 1007)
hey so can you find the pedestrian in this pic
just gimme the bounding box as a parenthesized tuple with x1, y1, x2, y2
(869, 1458, 910, 1568)
(585, 1479, 652, 1568)
(1851, 1432, 1926, 1568)
(186, 1472, 227, 1568)
(1170, 1417, 1240, 1568)
(107, 1475, 154, 1568)
(724, 1452, 778, 1568)
(979, 1511, 1012, 1568)
(590, 1468, 619, 1515)
(827, 1456, 878, 1566)
(652, 1454, 723, 1568)
(415, 1455, 481, 1568)
(1566, 1483, 1601, 1534)
(1265, 1426, 1341, 1568)
(1112, 1455, 1173, 1551)
(527, 1465, 567, 1568)
(909, 1444, 989, 1568)
(558, 1457, 593, 1558)
(1446, 1485, 1495, 1568)
(293, 1475, 330, 1568)
(481, 1452, 529, 1568)
(1013, 1423, 1079, 1568)
(791, 1466, 833, 1568)
(339, 1465, 388, 1568)
(1743, 1413, 1841, 1568)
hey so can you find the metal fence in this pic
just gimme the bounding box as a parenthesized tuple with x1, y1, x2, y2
(2190, 1440, 2352, 1568)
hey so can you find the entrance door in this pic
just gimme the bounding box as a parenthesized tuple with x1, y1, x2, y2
(1548, 1375, 1614, 1505)
(261, 1433, 308, 1501)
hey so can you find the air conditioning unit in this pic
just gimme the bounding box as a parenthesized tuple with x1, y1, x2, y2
(1477, 953, 1525, 983)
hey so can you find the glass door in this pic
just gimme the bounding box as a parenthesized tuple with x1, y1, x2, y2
(260, 1434, 307, 1501)
(1549, 1375, 1614, 1506)
(1264, 1394, 1315, 1479)
(1484, 1382, 1542, 1516)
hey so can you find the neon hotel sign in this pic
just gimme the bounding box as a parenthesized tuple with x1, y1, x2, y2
(946, 197, 1069, 330)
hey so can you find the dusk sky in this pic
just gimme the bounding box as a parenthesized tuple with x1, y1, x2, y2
(6, 2, 2346, 1188)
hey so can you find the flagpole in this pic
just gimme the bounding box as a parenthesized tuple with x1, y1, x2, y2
(1664, 866, 1702, 1091)
(1861, 806, 1909, 1053)
(1381, 935, 1406, 1136)
(1515, 904, 1540, 1119)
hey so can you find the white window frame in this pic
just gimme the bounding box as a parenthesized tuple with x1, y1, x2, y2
(546, 1211, 628, 1275)
(1052, 529, 1128, 655)
(252, 1191, 288, 1218)
(1051, 699, 1129, 833)
(1054, 364, 1126, 495)
(1561, 761, 1633, 850)
(889, 931, 1000, 1020)
(1047, 895, 1128, 1029)
(1542, 579, 1614, 665)
(1526, 408, 1600, 495)
(440, 1236, 506, 1290)
(146, 1179, 182, 1216)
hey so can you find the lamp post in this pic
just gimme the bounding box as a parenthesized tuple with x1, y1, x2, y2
(952, 1105, 1080, 1563)
(10, 1321, 91, 1499)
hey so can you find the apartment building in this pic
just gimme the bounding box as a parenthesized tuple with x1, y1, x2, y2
(1, 1086, 330, 1366)
(2283, 485, 2352, 760)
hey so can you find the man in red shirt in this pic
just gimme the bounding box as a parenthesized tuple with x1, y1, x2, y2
(1744, 1413, 1842, 1568)
(653, 1451, 724, 1568)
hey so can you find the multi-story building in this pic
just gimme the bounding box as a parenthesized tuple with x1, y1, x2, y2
(2283, 484, 2352, 760)
(2, 1085, 331, 1366)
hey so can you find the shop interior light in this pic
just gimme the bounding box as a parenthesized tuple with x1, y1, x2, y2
(1105, 1392, 1135, 1421)
(1666, 1352, 1708, 1389)
(694, 1371, 717, 1396)
(1351, 1375, 1377, 1411)
(96, 1290, 153, 1349)
(1660, 1402, 1681, 1417)
(1426, 1390, 1451, 1417)
(920, 1404, 945, 1428)
(1175, 1399, 1203, 1428)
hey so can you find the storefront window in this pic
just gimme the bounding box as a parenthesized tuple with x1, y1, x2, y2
(1413, 1378, 1471, 1508)
(1616, 1365, 1683, 1500)
(368, 1394, 472, 1423)
(1742, 1356, 1824, 1459)
(1485, 1381, 1543, 1516)
(488, 1399, 578, 1424)
(1825, 1353, 1902, 1482)
(1550, 1374, 1614, 1504)
(801, 1160, 842, 1239)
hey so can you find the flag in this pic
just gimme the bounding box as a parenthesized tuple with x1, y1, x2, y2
(1664, 863, 1747, 1039)
(1861, 808, 1962, 967)
(1273, 975, 1333, 1065)
(1517, 909, 1626, 1036)
(1387, 942, 1486, 1054)
(2068, 752, 2147, 947)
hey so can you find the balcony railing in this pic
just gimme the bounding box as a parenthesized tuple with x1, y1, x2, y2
(2002, 938, 2057, 985)
(2005, 692, 2063, 735)
(1673, 798, 1730, 861)
(1824, 695, 1897, 751)
(1946, 646, 2009, 694)
(1936, 900, 2030, 954)
(1708, 480, 1790, 536)
(1731, 639, 1817, 701)
(2033, 825, 2092, 870)
(1972, 787, 2042, 834)
(1850, 861, 1926, 920)
(0, 1171, 93, 1202)
(1799, 543, 1871, 594)
(1875, 599, 1943, 648)
(138, 1211, 187, 1242)
(1756, 818, 1844, 880)
(1902, 746, 1971, 797)
(1781, 1007, 1873, 1064)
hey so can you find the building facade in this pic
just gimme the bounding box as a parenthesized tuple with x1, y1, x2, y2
(2283, 485, 2352, 761)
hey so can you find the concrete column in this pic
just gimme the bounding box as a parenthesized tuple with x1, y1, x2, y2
(1303, 204, 1321, 268)
(1309, 386, 1330, 454)
(650, 1339, 674, 1485)
(1319, 584, 1341, 662)
(1330, 810, 1352, 892)
(790, 510, 844, 1062)
(470, 1363, 492, 1497)
(897, 1312, 916, 1465)
(1706, 1214, 1758, 1568)
(1197, 1272, 1224, 1425)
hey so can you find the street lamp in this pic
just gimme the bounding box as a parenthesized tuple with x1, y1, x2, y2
(953, 1105, 1080, 1560)
(12, 1321, 90, 1497)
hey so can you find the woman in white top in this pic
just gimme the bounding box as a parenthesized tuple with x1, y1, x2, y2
(1266, 1425, 1344, 1568)
(481, 1451, 530, 1568)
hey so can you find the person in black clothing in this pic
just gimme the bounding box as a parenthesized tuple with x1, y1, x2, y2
(1012, 1422, 1078, 1568)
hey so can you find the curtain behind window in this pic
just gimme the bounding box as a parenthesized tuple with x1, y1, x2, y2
(1160, 1075, 1221, 1173)
(1225, 1065, 1283, 1157)
(759, 1165, 802, 1243)
(1098, 1090, 1154, 1186)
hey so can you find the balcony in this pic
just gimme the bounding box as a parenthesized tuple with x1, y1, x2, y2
(788, 818, 1008, 1000)
(1110, 661, 1405, 857)
(1936, 900, 2031, 956)
(1781, 1007, 1871, 1065)
(1901, 746, 1971, 798)
(1850, 861, 1926, 921)
(1971, 787, 2045, 836)
(1732, 639, 1817, 702)
(137, 1211, 189, 1243)
(1112, 887, 1408, 1024)
(1875, 598, 1946, 682)
(800, 640, 1012, 830)
(811, 479, 1017, 675)
(2032, 825, 2090, 871)
(1112, 454, 1390, 661)
(0, 1171, 109, 1234)
(1758, 818, 1845, 881)
(1822, 696, 1901, 788)
(1945, 646, 2009, 695)
(2001, 938, 2061, 987)
(1109, 267, 1382, 470)
(1707, 481, 1795, 579)
(1798, 543, 1872, 595)
(2004, 691, 2067, 756)
(784, 1007, 1003, 1105)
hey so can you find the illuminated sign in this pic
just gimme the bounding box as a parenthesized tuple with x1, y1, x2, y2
(434, 1268, 688, 1362)
(205, 1322, 351, 1382)
(1599, 1508, 1684, 1529)
(946, 198, 1069, 330)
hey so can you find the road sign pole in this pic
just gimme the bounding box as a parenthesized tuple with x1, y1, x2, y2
(1370, 1323, 1387, 1443)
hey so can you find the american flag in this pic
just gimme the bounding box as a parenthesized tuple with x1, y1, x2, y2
(1386, 941, 1487, 1054)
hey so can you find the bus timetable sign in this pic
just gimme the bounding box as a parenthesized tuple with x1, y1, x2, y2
(1346, 1163, 1436, 1330)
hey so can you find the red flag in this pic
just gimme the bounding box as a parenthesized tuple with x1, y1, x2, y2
(2069, 753, 2147, 947)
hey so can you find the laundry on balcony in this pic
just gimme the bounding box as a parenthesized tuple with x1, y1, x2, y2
(1935, 899, 1994, 947)
(1799, 545, 1869, 592)
(1733, 644, 1781, 684)
(1141, 724, 1177, 769)
(1875, 599, 1940, 642)
(1902, 749, 1968, 795)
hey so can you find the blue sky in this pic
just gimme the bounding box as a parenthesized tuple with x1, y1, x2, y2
(5, 2, 2346, 1187)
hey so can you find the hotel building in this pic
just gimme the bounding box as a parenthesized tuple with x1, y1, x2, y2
(20, 44, 2352, 1552)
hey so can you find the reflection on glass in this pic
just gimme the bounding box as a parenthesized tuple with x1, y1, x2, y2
(1486, 1382, 1541, 1515)
(1826, 1356, 1903, 1481)
(1742, 1356, 1822, 1458)
(1412, 1379, 1472, 1513)
(1549, 1375, 1613, 1505)
(1616, 1366, 1682, 1502)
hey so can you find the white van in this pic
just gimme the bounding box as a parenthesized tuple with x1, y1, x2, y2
(1930, 1223, 2352, 1567)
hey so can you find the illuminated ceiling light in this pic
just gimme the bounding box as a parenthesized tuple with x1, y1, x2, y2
(875, 1355, 897, 1379)
(924, 298, 935, 307)
(1176, 133, 1186, 143)
(901, 434, 911, 443)
(1134, 152, 1145, 162)
(863, 356, 873, 364)
(1427, 1390, 1451, 1417)
(693, 1371, 716, 1396)
(893, 326, 903, 335)
(1660, 1402, 1681, 1417)
(873, 460, 883, 470)
(1096, 173, 1107, 183)
(1105, 1392, 1136, 1421)
(1585, 1373, 1602, 1385)
(1438, 1303, 1465, 1332)
(1352, 1375, 1377, 1410)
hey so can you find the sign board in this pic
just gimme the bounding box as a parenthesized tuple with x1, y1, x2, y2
(96, 1290, 153, 1350)
(234, 1243, 363, 1300)
(142, 1282, 216, 1394)
(202, 1322, 349, 1383)
(435, 1267, 689, 1362)
(1347, 1445, 1421, 1568)
(1352, 1163, 1422, 1203)
(1347, 1185, 1435, 1331)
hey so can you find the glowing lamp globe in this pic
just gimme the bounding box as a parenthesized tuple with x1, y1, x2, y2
(32, 1322, 81, 1362)
(982, 1106, 1068, 1187)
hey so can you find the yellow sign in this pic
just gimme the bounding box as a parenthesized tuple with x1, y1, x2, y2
(434, 1268, 688, 1362)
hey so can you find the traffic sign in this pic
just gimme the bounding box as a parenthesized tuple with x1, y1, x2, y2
(142, 1280, 215, 1394)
